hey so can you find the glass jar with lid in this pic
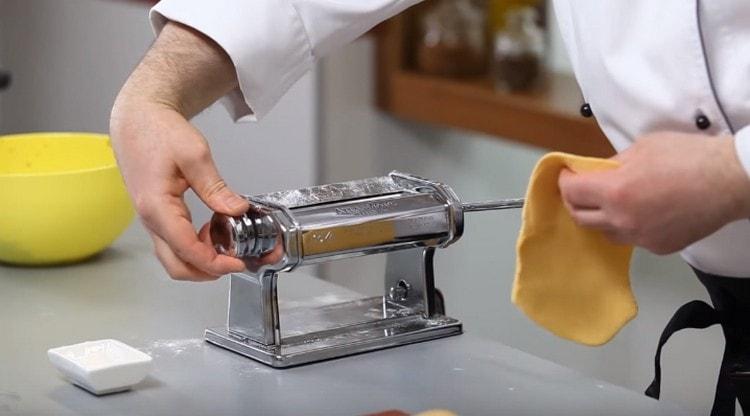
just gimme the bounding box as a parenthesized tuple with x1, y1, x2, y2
(492, 6, 545, 91)
(415, 0, 488, 78)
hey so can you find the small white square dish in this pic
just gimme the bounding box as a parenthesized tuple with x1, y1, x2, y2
(48, 339, 153, 395)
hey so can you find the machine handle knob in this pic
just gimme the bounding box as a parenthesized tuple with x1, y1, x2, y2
(210, 210, 278, 258)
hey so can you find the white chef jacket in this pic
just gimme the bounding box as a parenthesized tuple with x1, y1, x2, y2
(150, 0, 750, 278)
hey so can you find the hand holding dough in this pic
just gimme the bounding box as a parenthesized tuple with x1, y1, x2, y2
(512, 152, 636, 346)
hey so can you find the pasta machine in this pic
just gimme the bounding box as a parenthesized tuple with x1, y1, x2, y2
(205, 171, 523, 367)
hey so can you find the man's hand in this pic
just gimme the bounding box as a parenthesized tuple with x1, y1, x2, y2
(110, 22, 249, 281)
(558, 132, 750, 254)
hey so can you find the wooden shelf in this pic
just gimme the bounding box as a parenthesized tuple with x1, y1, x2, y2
(375, 15, 614, 157)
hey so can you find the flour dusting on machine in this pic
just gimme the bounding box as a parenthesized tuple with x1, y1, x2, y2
(206, 171, 523, 367)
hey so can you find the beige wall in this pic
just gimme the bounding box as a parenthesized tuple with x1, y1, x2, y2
(0, 0, 318, 220)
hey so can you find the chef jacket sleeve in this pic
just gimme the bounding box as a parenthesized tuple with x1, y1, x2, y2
(735, 126, 750, 181)
(149, 0, 421, 122)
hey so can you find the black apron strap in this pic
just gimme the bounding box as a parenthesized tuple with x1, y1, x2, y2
(713, 342, 741, 416)
(645, 300, 722, 400)
(646, 269, 750, 414)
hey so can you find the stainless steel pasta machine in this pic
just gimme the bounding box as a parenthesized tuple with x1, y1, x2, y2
(206, 172, 522, 367)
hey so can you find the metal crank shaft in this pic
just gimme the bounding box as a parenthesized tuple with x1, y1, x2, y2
(461, 198, 524, 212)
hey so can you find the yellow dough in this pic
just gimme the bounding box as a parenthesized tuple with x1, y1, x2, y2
(512, 152, 636, 346)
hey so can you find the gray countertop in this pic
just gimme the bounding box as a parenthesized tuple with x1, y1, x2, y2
(0, 225, 691, 415)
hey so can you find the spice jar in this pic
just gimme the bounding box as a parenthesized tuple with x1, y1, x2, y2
(415, 0, 488, 78)
(492, 6, 545, 91)
(488, 0, 544, 33)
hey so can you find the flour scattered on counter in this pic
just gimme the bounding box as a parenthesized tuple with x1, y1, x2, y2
(0, 391, 20, 402)
(279, 293, 353, 309)
(237, 363, 273, 377)
(0, 390, 21, 404)
(142, 339, 204, 357)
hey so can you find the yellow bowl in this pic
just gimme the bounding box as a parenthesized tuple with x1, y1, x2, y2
(0, 132, 135, 265)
